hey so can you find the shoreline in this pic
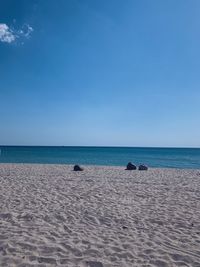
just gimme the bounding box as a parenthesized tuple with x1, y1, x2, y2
(0, 164, 200, 266)
(0, 162, 200, 171)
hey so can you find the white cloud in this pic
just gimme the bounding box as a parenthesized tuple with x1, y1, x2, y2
(0, 24, 15, 43)
(0, 23, 33, 44)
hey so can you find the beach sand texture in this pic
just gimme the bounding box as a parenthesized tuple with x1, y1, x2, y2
(0, 164, 200, 267)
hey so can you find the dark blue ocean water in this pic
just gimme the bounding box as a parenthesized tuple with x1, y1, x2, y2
(0, 146, 200, 169)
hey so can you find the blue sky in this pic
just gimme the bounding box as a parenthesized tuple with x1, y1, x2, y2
(0, 0, 200, 147)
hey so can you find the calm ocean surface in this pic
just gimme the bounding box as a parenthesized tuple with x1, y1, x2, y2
(0, 146, 200, 169)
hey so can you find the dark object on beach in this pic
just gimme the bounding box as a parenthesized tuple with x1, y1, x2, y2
(138, 164, 148, 171)
(85, 261, 104, 267)
(126, 162, 137, 170)
(73, 165, 83, 171)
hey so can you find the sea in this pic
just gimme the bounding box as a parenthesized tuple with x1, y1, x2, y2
(0, 146, 200, 169)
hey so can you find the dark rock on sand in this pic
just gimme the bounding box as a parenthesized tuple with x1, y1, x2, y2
(73, 165, 83, 171)
(138, 164, 148, 171)
(126, 162, 137, 170)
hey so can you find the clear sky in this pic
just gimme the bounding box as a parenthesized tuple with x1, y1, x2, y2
(0, 0, 200, 147)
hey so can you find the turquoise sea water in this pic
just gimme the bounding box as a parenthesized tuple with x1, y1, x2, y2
(0, 146, 200, 169)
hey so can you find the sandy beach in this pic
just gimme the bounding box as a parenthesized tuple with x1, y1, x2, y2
(0, 164, 200, 267)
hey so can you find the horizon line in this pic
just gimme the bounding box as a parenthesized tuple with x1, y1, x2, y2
(0, 145, 200, 149)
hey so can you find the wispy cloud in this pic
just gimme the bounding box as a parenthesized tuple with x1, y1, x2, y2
(19, 24, 33, 39)
(0, 23, 33, 44)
